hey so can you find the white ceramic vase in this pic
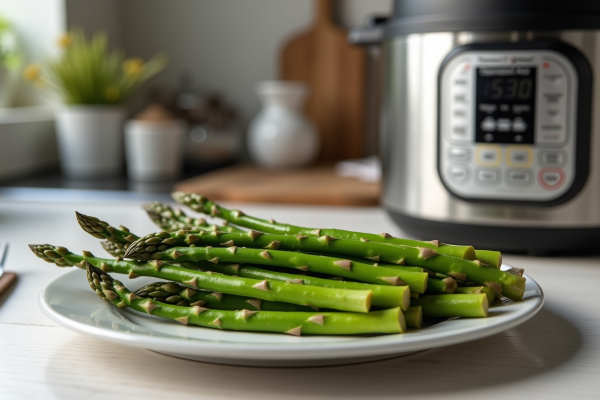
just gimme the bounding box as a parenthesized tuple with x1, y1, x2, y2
(248, 81, 318, 169)
(125, 119, 186, 181)
(55, 106, 125, 179)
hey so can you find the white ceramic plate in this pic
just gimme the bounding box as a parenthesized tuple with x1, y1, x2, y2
(39, 266, 543, 367)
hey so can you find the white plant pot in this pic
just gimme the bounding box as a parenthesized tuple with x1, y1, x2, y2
(125, 119, 186, 181)
(248, 81, 319, 169)
(55, 106, 125, 179)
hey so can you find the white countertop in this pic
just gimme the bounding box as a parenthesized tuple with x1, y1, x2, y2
(1, 191, 599, 399)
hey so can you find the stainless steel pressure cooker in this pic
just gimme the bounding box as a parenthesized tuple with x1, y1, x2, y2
(353, 0, 600, 254)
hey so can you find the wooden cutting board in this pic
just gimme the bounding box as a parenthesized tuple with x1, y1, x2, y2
(174, 165, 379, 206)
(280, 0, 366, 162)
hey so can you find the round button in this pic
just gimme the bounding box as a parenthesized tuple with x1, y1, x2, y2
(538, 168, 565, 190)
(447, 165, 470, 185)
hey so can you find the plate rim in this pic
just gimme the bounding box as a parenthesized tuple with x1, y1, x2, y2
(39, 267, 544, 362)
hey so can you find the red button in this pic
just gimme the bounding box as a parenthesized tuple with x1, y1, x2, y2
(543, 61, 551, 69)
(538, 168, 565, 190)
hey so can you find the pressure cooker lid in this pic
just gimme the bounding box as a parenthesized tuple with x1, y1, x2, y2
(386, 0, 600, 36)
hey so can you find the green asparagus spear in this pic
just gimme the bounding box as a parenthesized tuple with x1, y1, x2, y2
(425, 277, 457, 294)
(456, 286, 496, 304)
(76, 211, 237, 258)
(182, 261, 410, 310)
(76, 211, 138, 244)
(30, 244, 373, 313)
(404, 306, 422, 329)
(172, 192, 479, 260)
(124, 229, 524, 300)
(411, 294, 489, 318)
(135, 281, 316, 312)
(86, 262, 406, 335)
(125, 237, 428, 293)
(143, 202, 244, 233)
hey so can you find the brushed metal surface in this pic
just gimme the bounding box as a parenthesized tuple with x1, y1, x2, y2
(381, 30, 600, 227)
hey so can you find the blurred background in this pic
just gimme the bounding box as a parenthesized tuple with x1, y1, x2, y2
(0, 0, 389, 203)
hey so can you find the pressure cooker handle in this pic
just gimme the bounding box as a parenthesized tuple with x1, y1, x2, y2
(348, 16, 388, 46)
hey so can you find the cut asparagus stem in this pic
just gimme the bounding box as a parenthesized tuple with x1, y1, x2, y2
(30, 244, 373, 313)
(124, 229, 524, 300)
(182, 261, 410, 310)
(125, 238, 429, 293)
(425, 277, 457, 294)
(86, 262, 406, 335)
(172, 192, 478, 260)
(143, 202, 244, 233)
(411, 294, 489, 318)
(475, 250, 502, 269)
(456, 286, 496, 304)
(404, 306, 422, 329)
(135, 281, 316, 312)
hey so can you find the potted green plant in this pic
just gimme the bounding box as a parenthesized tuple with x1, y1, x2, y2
(0, 15, 21, 107)
(24, 30, 166, 179)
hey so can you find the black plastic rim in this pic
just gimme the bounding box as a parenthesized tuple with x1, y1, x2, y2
(385, 0, 600, 37)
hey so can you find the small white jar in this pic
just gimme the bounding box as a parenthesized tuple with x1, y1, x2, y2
(125, 104, 186, 181)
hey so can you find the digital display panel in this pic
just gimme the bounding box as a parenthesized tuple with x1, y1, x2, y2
(475, 67, 536, 144)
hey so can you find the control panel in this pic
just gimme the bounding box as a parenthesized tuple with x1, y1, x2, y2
(438, 43, 589, 203)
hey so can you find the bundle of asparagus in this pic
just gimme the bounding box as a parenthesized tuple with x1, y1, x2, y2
(29, 192, 526, 337)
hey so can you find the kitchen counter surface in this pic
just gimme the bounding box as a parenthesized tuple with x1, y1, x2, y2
(1, 189, 598, 400)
